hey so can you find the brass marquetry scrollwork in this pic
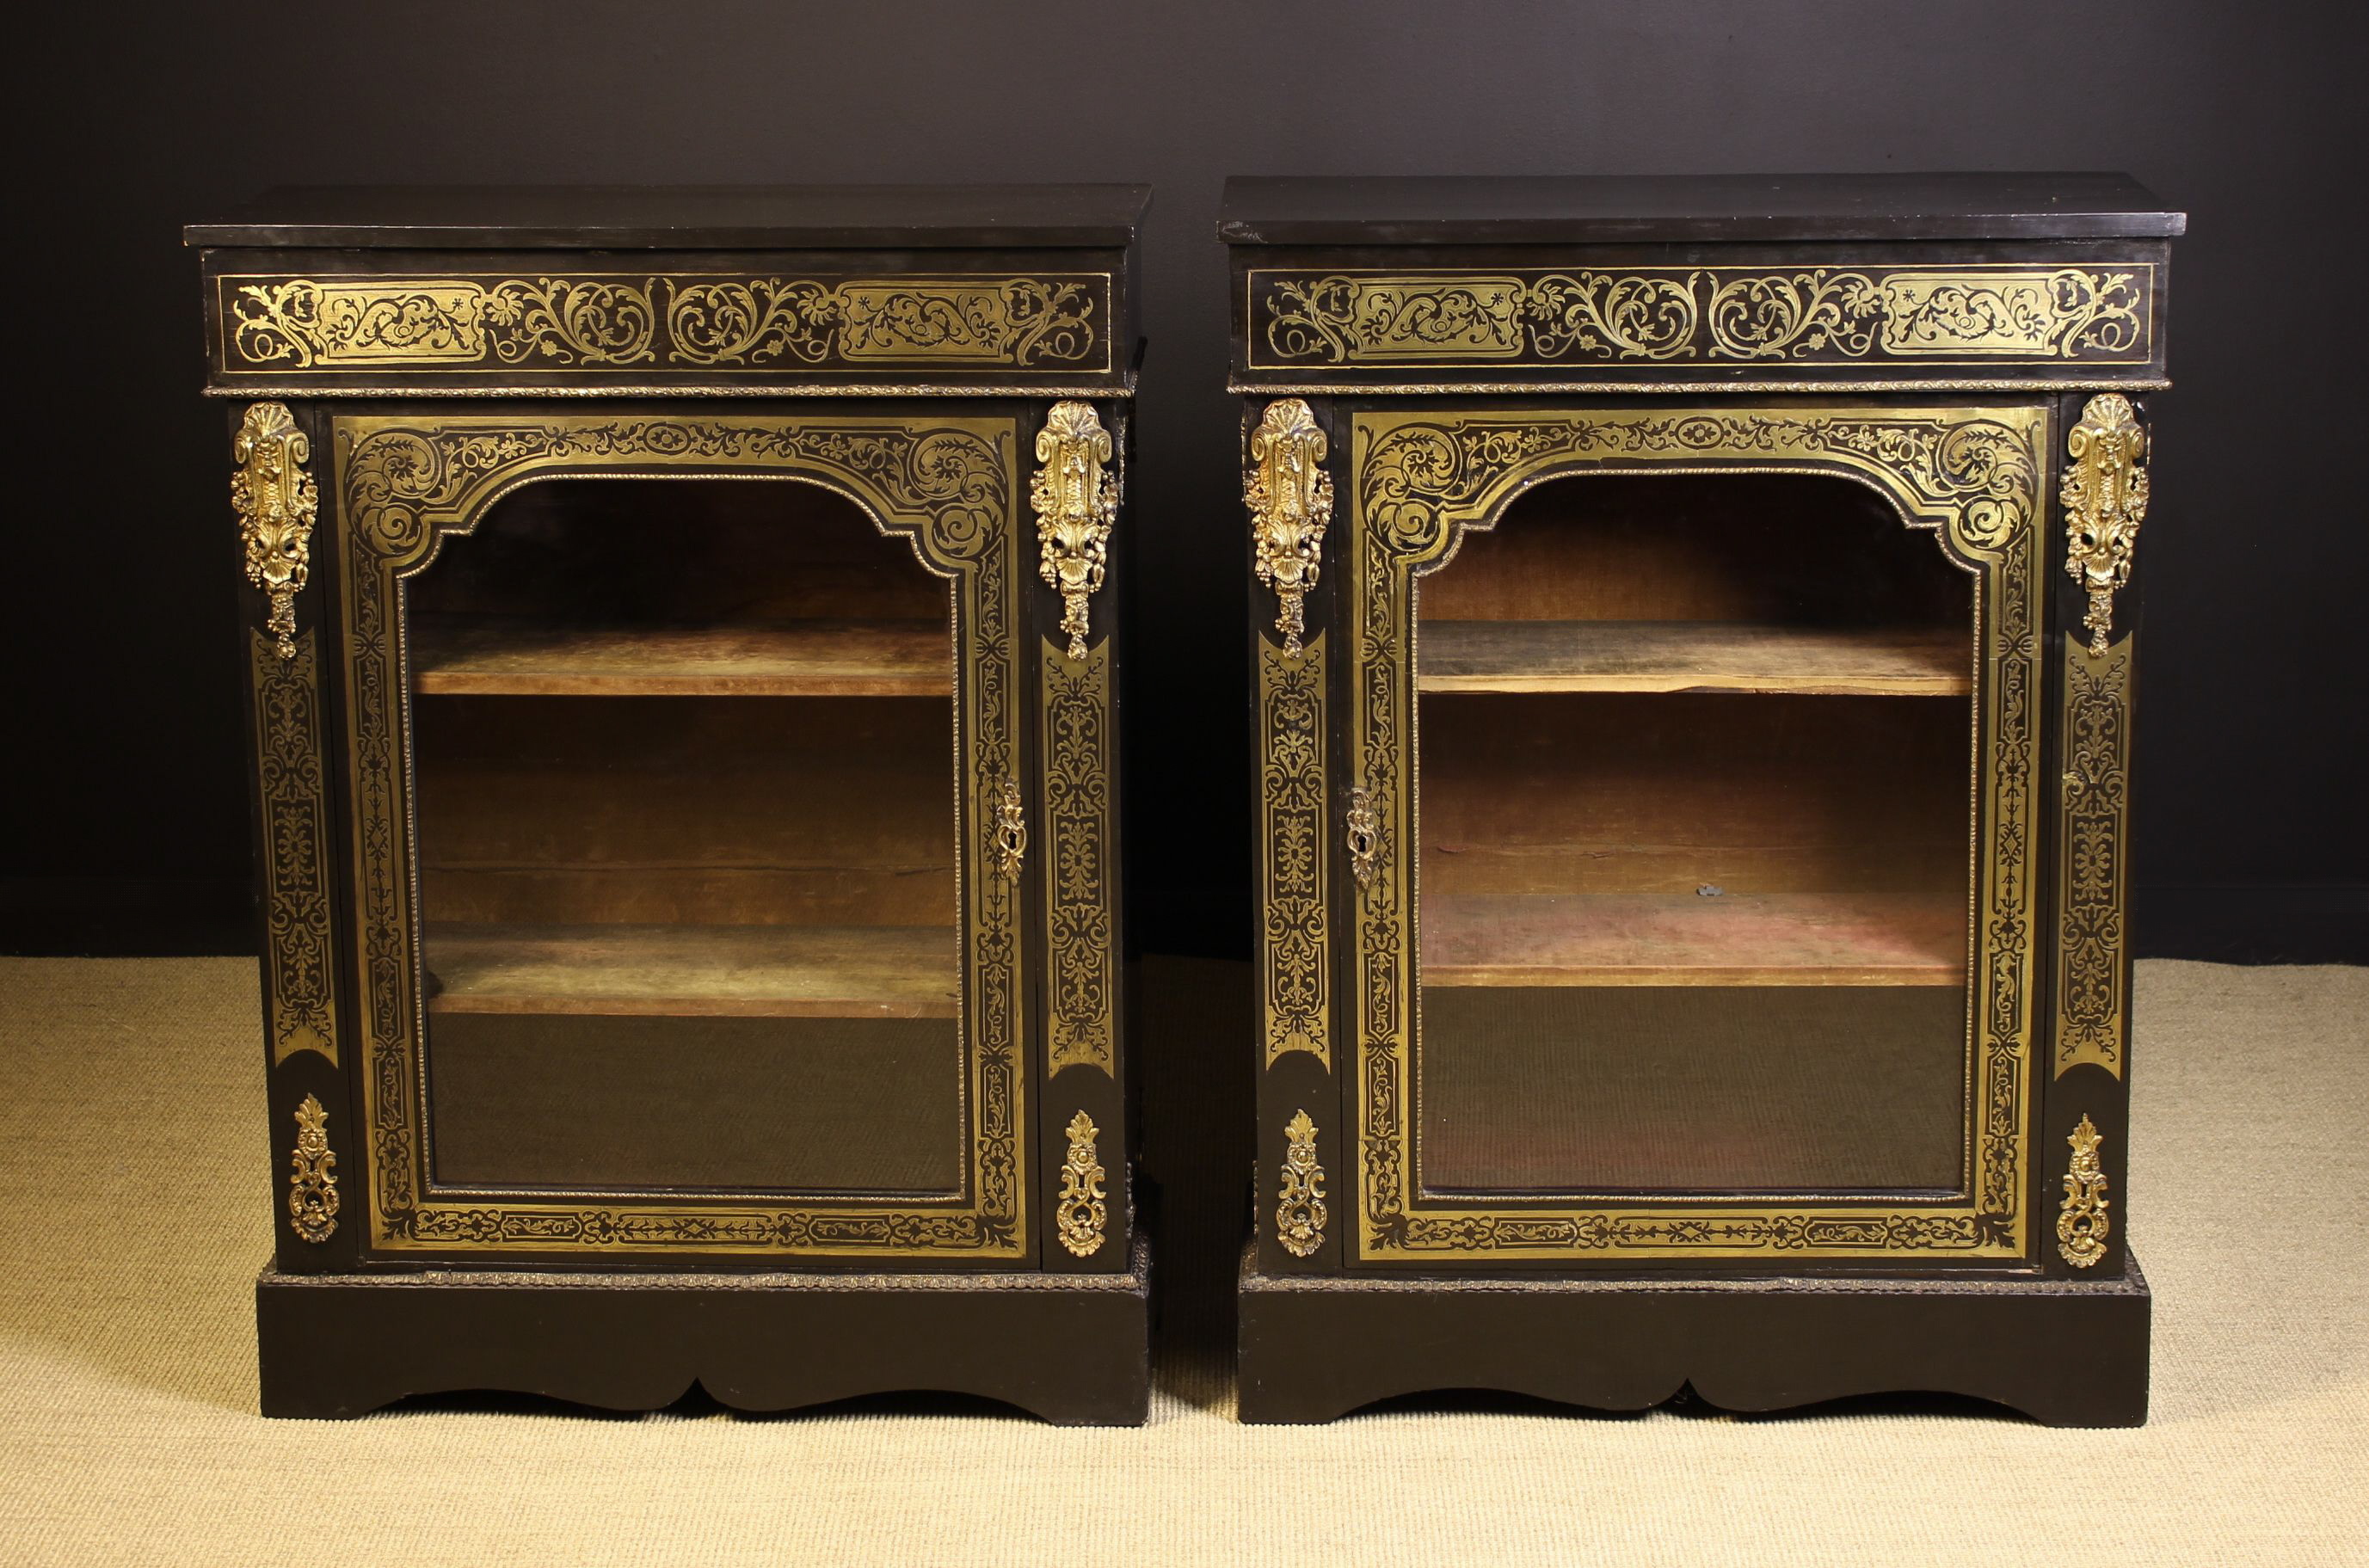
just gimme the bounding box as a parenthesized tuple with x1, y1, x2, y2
(335, 414, 1025, 1257)
(666, 278, 837, 366)
(1346, 406, 2045, 1261)
(250, 630, 338, 1067)
(233, 277, 657, 368)
(1264, 274, 1527, 362)
(225, 274, 1107, 374)
(2057, 1115, 2111, 1268)
(839, 280, 1097, 366)
(1247, 398, 1332, 655)
(1276, 1110, 1327, 1258)
(231, 402, 318, 660)
(1043, 640, 1115, 1074)
(1250, 266, 2151, 370)
(1703, 269, 1883, 359)
(1056, 1110, 1109, 1258)
(1031, 402, 1117, 659)
(1275, 272, 2140, 369)
(2058, 636, 2132, 1078)
(1525, 272, 1699, 360)
(2063, 393, 2150, 655)
(288, 1093, 339, 1244)
(1258, 640, 1329, 1066)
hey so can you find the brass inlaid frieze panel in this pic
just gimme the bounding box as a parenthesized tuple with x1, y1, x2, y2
(1248, 266, 2153, 371)
(1056, 1110, 1109, 1258)
(288, 1093, 339, 1244)
(1276, 1110, 1327, 1258)
(2058, 635, 2132, 1078)
(221, 273, 1110, 376)
(2063, 393, 2150, 655)
(1346, 405, 2045, 1262)
(1043, 638, 1115, 1075)
(1031, 402, 1117, 660)
(2057, 1114, 2111, 1268)
(231, 402, 318, 661)
(334, 413, 1025, 1257)
(249, 630, 338, 1068)
(1258, 638, 1329, 1067)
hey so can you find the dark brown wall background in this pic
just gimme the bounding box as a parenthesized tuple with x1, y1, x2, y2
(7, 1, 2364, 960)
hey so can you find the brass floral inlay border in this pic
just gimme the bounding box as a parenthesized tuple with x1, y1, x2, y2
(2058, 635, 2132, 1078)
(250, 629, 338, 1067)
(1276, 1110, 1327, 1258)
(1056, 1110, 1109, 1258)
(288, 1092, 339, 1244)
(1248, 265, 2153, 371)
(334, 413, 1024, 1257)
(1043, 638, 1115, 1075)
(1346, 405, 2044, 1261)
(2057, 1114, 2110, 1268)
(1258, 638, 1330, 1067)
(222, 274, 1108, 375)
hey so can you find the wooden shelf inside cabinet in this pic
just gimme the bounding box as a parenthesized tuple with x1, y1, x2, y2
(1416, 621, 1971, 697)
(411, 617, 954, 698)
(1418, 891, 1968, 988)
(422, 922, 960, 1019)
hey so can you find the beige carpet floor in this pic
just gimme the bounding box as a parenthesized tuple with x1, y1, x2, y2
(1, 957, 2362, 1565)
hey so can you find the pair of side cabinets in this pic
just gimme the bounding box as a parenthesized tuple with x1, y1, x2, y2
(197, 176, 2175, 1426)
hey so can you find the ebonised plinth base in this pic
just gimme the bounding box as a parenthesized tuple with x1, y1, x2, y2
(1238, 1243, 2148, 1426)
(257, 1230, 1151, 1424)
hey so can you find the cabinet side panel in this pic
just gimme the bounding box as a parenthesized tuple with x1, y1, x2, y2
(231, 398, 360, 1273)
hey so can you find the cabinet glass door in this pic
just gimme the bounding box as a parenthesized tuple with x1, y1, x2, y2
(407, 479, 965, 1197)
(1413, 475, 1972, 1196)
(333, 410, 1029, 1263)
(1344, 403, 2049, 1267)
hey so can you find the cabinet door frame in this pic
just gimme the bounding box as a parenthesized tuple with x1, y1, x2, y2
(326, 404, 1032, 1266)
(1323, 397, 2054, 1270)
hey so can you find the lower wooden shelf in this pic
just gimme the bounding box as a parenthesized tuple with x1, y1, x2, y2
(1418, 890, 1967, 987)
(421, 921, 960, 1018)
(411, 617, 954, 698)
(1416, 620, 1971, 697)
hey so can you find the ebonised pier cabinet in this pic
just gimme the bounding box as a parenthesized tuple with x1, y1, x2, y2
(193, 185, 1150, 1422)
(1228, 174, 2177, 1425)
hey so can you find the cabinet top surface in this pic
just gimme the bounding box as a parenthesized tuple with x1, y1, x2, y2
(188, 183, 1154, 250)
(1219, 173, 2183, 244)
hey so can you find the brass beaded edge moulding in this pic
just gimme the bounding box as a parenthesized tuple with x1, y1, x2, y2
(1276, 1110, 1328, 1258)
(220, 272, 1112, 375)
(332, 411, 1028, 1258)
(1246, 263, 2155, 370)
(1346, 404, 2045, 1262)
(1056, 1110, 1110, 1258)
